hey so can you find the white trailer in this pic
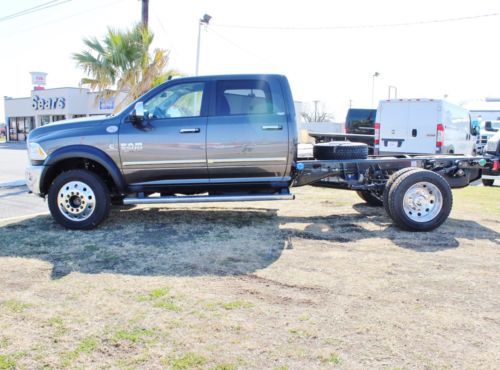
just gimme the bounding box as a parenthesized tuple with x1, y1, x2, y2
(375, 99, 477, 155)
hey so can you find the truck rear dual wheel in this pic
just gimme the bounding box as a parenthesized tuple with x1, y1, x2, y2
(313, 142, 368, 160)
(383, 167, 420, 218)
(48, 169, 111, 230)
(386, 169, 452, 231)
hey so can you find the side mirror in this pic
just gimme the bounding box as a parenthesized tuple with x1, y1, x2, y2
(484, 121, 498, 132)
(471, 127, 479, 136)
(131, 102, 145, 126)
(135, 102, 144, 118)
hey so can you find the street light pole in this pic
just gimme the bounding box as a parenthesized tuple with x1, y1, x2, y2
(371, 72, 380, 108)
(195, 14, 212, 76)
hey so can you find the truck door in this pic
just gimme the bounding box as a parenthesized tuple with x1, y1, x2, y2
(206, 78, 289, 180)
(119, 81, 208, 185)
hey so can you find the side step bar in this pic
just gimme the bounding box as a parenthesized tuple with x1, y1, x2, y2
(123, 193, 295, 205)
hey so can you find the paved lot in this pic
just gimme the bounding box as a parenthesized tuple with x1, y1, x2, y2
(0, 143, 48, 220)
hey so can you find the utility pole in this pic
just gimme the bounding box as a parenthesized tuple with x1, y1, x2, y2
(141, 0, 149, 28)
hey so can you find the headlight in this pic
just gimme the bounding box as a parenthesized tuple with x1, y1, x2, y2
(28, 142, 48, 161)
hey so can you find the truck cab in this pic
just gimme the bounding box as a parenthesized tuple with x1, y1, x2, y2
(25, 74, 297, 229)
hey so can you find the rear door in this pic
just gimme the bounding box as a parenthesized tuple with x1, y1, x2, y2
(379, 101, 437, 154)
(206, 78, 289, 180)
(379, 102, 408, 153)
(405, 101, 437, 154)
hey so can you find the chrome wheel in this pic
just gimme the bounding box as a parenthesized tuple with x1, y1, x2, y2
(402, 181, 443, 223)
(57, 181, 96, 222)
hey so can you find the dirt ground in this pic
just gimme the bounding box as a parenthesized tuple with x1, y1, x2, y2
(0, 185, 499, 369)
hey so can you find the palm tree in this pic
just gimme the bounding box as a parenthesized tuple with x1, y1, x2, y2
(73, 24, 180, 112)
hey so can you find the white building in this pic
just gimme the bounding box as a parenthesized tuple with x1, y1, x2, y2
(4, 87, 126, 141)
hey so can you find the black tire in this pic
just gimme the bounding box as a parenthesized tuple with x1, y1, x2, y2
(387, 169, 452, 231)
(313, 141, 368, 160)
(383, 167, 421, 218)
(48, 169, 110, 230)
(356, 190, 383, 206)
(482, 178, 494, 187)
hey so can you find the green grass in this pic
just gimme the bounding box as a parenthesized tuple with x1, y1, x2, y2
(153, 300, 182, 312)
(323, 352, 341, 365)
(1, 300, 31, 313)
(60, 337, 99, 367)
(0, 355, 16, 370)
(454, 186, 500, 216)
(212, 364, 238, 370)
(112, 328, 156, 343)
(47, 316, 67, 336)
(0, 337, 9, 349)
(164, 352, 207, 370)
(221, 300, 254, 310)
(137, 287, 170, 302)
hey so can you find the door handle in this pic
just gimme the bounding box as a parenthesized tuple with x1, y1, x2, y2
(261, 125, 283, 131)
(179, 128, 200, 133)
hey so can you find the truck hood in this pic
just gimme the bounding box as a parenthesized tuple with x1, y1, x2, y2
(28, 115, 113, 143)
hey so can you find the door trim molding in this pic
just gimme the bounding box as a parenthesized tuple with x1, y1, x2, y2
(122, 159, 206, 166)
(207, 157, 287, 164)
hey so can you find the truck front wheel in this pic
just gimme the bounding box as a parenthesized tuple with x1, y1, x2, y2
(387, 169, 452, 231)
(48, 169, 111, 230)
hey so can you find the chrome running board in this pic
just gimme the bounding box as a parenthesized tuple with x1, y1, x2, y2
(123, 193, 295, 205)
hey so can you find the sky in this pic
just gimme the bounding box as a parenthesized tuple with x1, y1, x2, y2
(1, 0, 500, 122)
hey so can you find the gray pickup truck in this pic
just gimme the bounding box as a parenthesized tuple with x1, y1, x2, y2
(25, 74, 500, 231)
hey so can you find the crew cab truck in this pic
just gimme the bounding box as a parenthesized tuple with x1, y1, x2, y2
(25, 74, 500, 231)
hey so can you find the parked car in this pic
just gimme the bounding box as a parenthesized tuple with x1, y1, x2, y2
(375, 99, 477, 155)
(482, 130, 500, 186)
(477, 120, 500, 154)
(307, 108, 376, 154)
(345, 108, 376, 135)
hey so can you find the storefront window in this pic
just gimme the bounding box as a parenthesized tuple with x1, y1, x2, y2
(40, 116, 51, 126)
(7, 116, 34, 141)
(52, 115, 66, 122)
(9, 118, 18, 141)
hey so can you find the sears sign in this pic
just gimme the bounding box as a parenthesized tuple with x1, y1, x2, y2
(32, 95, 65, 110)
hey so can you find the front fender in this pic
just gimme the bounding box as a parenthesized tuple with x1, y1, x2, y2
(41, 145, 126, 194)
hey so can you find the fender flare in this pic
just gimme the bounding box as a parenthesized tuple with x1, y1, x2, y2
(41, 145, 126, 194)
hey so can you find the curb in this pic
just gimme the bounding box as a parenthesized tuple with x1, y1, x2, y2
(0, 180, 26, 188)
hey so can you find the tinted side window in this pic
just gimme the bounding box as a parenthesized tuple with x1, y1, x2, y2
(216, 79, 285, 116)
(144, 82, 204, 119)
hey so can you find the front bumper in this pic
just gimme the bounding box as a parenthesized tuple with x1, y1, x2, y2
(25, 165, 46, 196)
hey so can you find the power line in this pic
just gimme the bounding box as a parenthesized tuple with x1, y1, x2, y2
(0, 0, 72, 23)
(212, 11, 500, 31)
(0, 0, 126, 37)
(206, 27, 270, 63)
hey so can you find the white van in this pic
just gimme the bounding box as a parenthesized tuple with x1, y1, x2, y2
(374, 99, 477, 155)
